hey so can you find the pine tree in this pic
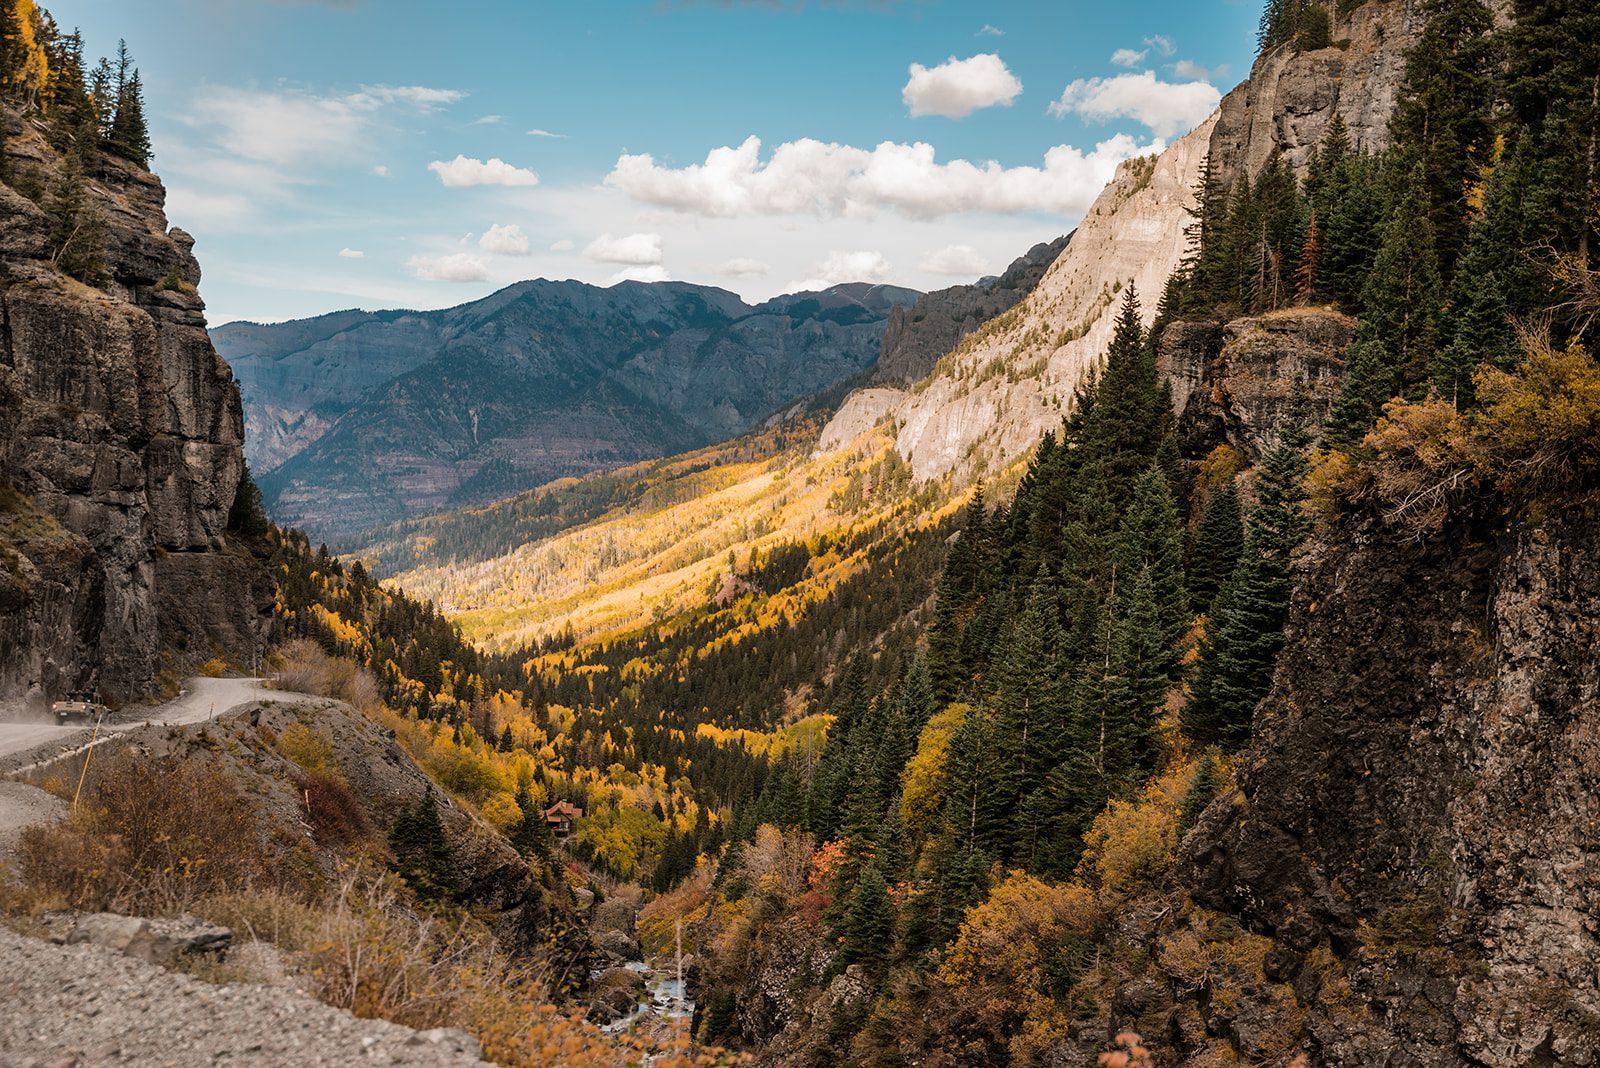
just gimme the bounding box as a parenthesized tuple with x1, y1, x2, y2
(1177, 750, 1223, 835)
(1114, 467, 1189, 659)
(1184, 404, 1312, 749)
(105, 41, 149, 166)
(1295, 209, 1322, 303)
(389, 789, 458, 901)
(510, 784, 553, 863)
(836, 863, 896, 975)
(1325, 166, 1443, 446)
(1187, 479, 1245, 614)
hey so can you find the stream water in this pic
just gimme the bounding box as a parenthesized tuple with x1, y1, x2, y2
(600, 959, 695, 1037)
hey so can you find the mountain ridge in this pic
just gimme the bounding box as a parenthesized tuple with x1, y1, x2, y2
(217, 277, 921, 540)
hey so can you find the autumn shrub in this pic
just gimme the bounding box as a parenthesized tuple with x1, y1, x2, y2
(272, 638, 380, 709)
(1317, 337, 1600, 535)
(200, 657, 229, 678)
(301, 771, 373, 849)
(278, 721, 338, 777)
(14, 750, 283, 914)
(937, 872, 1102, 1065)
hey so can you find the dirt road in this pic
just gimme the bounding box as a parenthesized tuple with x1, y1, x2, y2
(0, 677, 302, 762)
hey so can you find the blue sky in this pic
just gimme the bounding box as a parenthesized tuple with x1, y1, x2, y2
(47, 0, 1260, 324)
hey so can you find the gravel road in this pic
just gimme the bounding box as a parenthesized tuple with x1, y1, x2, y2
(0, 925, 491, 1067)
(0, 677, 313, 767)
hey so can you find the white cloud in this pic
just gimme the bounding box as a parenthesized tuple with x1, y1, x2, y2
(1049, 71, 1220, 138)
(471, 114, 504, 125)
(609, 265, 671, 285)
(479, 223, 531, 255)
(720, 257, 770, 277)
(1144, 34, 1176, 57)
(919, 244, 988, 276)
(819, 250, 892, 283)
(903, 53, 1023, 119)
(585, 232, 664, 265)
(338, 247, 365, 259)
(527, 128, 567, 138)
(977, 24, 1003, 37)
(408, 253, 491, 282)
(371, 164, 390, 177)
(605, 134, 1151, 220)
(347, 85, 465, 110)
(1111, 47, 1147, 67)
(428, 155, 541, 187)
(1170, 58, 1228, 82)
(550, 238, 575, 252)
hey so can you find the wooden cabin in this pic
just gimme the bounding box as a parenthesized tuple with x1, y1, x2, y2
(544, 800, 584, 839)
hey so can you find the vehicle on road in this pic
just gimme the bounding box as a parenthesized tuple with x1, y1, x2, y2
(51, 692, 109, 725)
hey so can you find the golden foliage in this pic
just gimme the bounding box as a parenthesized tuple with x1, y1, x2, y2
(899, 703, 970, 832)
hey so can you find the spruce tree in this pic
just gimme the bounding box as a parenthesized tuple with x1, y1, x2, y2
(1115, 466, 1189, 659)
(1188, 479, 1245, 614)
(510, 784, 553, 863)
(1177, 750, 1223, 835)
(389, 789, 458, 901)
(836, 863, 896, 975)
(105, 43, 149, 166)
(1184, 405, 1313, 749)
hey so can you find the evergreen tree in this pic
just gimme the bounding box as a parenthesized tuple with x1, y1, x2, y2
(1325, 166, 1443, 446)
(835, 863, 896, 975)
(1115, 466, 1189, 659)
(388, 789, 458, 901)
(1187, 479, 1245, 614)
(1184, 405, 1312, 748)
(510, 784, 553, 863)
(1177, 750, 1223, 835)
(104, 42, 149, 166)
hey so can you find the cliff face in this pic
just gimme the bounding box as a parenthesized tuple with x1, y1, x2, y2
(817, 0, 1426, 487)
(0, 109, 269, 702)
(1160, 308, 1356, 461)
(1169, 499, 1600, 1065)
(821, 121, 1216, 478)
(869, 236, 1069, 388)
(218, 281, 918, 541)
(1207, 0, 1424, 186)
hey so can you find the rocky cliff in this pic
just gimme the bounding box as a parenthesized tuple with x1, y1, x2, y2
(818, 0, 1426, 486)
(0, 107, 269, 703)
(1160, 307, 1356, 461)
(869, 236, 1068, 388)
(1156, 495, 1600, 1066)
(217, 281, 918, 541)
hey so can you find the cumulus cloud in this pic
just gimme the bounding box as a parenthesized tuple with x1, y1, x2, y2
(584, 232, 664, 265)
(338, 247, 365, 259)
(479, 222, 531, 255)
(720, 257, 770, 277)
(609, 265, 671, 285)
(408, 253, 491, 282)
(919, 244, 988, 276)
(1170, 58, 1228, 82)
(1111, 47, 1147, 67)
(903, 53, 1023, 119)
(428, 155, 541, 187)
(1144, 34, 1176, 57)
(550, 238, 575, 252)
(371, 164, 390, 177)
(977, 24, 1003, 36)
(1049, 72, 1220, 138)
(605, 134, 1150, 220)
(819, 250, 893, 283)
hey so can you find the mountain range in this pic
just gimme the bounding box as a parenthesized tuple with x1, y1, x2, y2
(214, 280, 919, 539)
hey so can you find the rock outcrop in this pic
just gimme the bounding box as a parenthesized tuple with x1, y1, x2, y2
(217, 281, 919, 540)
(1159, 308, 1356, 460)
(869, 236, 1069, 387)
(0, 107, 270, 703)
(1207, 0, 1425, 186)
(821, 123, 1216, 482)
(1170, 499, 1600, 1065)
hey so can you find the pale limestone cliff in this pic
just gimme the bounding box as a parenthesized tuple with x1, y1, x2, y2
(821, 118, 1215, 483)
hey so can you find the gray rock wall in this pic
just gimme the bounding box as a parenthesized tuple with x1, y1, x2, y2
(0, 109, 270, 702)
